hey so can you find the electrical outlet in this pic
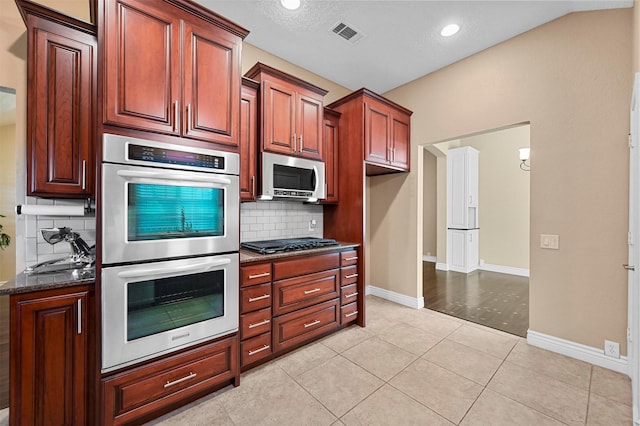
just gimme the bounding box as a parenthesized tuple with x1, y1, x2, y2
(604, 340, 620, 359)
(540, 234, 559, 250)
(308, 219, 316, 232)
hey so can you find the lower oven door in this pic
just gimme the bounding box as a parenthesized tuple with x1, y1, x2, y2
(101, 254, 239, 373)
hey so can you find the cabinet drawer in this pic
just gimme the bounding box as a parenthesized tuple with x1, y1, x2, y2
(340, 250, 358, 266)
(273, 269, 339, 316)
(240, 308, 271, 340)
(341, 302, 359, 325)
(340, 284, 359, 306)
(102, 336, 237, 425)
(241, 332, 272, 367)
(240, 283, 272, 314)
(273, 299, 339, 352)
(240, 263, 271, 287)
(341, 265, 359, 286)
(273, 252, 340, 280)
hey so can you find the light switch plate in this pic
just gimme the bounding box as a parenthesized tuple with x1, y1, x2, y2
(540, 234, 559, 249)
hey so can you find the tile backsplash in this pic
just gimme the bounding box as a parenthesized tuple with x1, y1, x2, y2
(23, 197, 96, 267)
(240, 201, 323, 242)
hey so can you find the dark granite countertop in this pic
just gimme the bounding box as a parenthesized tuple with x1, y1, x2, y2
(240, 241, 359, 264)
(0, 267, 95, 296)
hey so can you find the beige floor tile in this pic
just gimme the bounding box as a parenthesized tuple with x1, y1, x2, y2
(341, 384, 453, 426)
(276, 341, 338, 378)
(506, 340, 592, 390)
(363, 310, 399, 335)
(320, 324, 373, 353)
(220, 365, 336, 426)
(586, 393, 633, 425)
(146, 394, 234, 426)
(389, 358, 483, 424)
(590, 366, 632, 406)
(488, 361, 589, 425)
(377, 322, 443, 356)
(460, 389, 564, 426)
(447, 324, 517, 359)
(342, 336, 417, 381)
(408, 309, 463, 338)
(296, 355, 384, 418)
(423, 339, 503, 385)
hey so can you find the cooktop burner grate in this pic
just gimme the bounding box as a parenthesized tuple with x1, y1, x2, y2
(241, 237, 339, 255)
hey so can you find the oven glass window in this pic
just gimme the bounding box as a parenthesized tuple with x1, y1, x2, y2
(273, 164, 315, 191)
(126, 270, 225, 341)
(127, 183, 224, 241)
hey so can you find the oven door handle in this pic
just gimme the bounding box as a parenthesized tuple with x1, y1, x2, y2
(117, 258, 232, 279)
(116, 169, 232, 185)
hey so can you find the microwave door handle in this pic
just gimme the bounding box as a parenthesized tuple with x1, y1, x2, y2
(117, 258, 232, 279)
(116, 170, 231, 185)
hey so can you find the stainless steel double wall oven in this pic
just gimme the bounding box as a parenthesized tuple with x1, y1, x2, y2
(101, 134, 240, 372)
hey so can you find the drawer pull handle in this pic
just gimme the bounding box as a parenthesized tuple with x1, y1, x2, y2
(304, 319, 321, 328)
(344, 256, 358, 261)
(248, 319, 270, 329)
(248, 344, 270, 356)
(304, 288, 321, 295)
(345, 311, 359, 318)
(344, 273, 359, 279)
(248, 294, 270, 302)
(164, 372, 197, 388)
(345, 292, 358, 299)
(248, 272, 270, 279)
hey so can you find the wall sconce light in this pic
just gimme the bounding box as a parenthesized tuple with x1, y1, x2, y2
(519, 148, 530, 171)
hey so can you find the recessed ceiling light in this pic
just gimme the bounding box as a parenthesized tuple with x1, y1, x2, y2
(440, 24, 460, 37)
(281, 0, 300, 10)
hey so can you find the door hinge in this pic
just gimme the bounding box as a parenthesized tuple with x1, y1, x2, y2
(629, 231, 633, 245)
(628, 327, 632, 342)
(629, 134, 634, 148)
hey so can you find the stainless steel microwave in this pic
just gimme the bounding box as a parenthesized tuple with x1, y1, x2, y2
(260, 152, 326, 201)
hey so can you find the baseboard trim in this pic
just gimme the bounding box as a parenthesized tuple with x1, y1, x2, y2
(479, 263, 529, 277)
(435, 263, 449, 271)
(422, 255, 437, 263)
(527, 330, 629, 375)
(366, 285, 424, 309)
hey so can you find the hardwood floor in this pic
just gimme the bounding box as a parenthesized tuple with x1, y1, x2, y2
(423, 262, 529, 337)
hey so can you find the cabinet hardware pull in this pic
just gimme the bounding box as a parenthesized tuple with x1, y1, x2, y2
(164, 372, 197, 388)
(345, 311, 358, 318)
(187, 103, 192, 131)
(293, 133, 297, 152)
(300, 134, 303, 151)
(248, 294, 270, 302)
(248, 344, 270, 356)
(173, 100, 179, 132)
(77, 299, 82, 334)
(248, 272, 270, 279)
(345, 292, 358, 299)
(248, 319, 270, 329)
(344, 256, 358, 261)
(304, 288, 321, 295)
(345, 273, 358, 279)
(251, 176, 256, 197)
(81, 160, 86, 190)
(304, 319, 321, 328)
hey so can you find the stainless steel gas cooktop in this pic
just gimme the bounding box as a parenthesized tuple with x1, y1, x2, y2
(241, 237, 339, 255)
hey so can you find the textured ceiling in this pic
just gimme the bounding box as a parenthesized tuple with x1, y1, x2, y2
(200, 0, 633, 94)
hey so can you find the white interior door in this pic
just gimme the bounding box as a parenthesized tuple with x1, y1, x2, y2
(628, 72, 640, 425)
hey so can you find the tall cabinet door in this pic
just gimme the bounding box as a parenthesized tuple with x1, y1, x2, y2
(297, 94, 323, 159)
(390, 114, 410, 170)
(364, 101, 391, 164)
(10, 287, 89, 426)
(262, 80, 296, 154)
(183, 18, 241, 146)
(240, 80, 258, 201)
(104, 0, 181, 134)
(28, 18, 95, 197)
(322, 110, 340, 203)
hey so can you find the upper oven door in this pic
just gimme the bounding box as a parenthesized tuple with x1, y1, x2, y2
(102, 163, 239, 265)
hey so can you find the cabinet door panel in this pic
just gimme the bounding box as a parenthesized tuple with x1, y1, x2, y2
(263, 80, 295, 154)
(240, 82, 258, 201)
(105, 0, 180, 134)
(298, 94, 323, 159)
(322, 114, 339, 203)
(391, 115, 410, 170)
(183, 19, 240, 146)
(364, 102, 390, 164)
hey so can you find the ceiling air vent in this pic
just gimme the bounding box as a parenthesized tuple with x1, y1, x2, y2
(330, 22, 364, 44)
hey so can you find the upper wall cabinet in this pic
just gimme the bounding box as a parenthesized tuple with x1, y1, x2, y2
(102, 0, 248, 148)
(18, 0, 96, 198)
(240, 77, 259, 202)
(322, 108, 341, 204)
(245, 63, 328, 161)
(327, 89, 412, 175)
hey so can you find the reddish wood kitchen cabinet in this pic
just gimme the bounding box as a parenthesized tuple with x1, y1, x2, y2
(103, 0, 248, 147)
(240, 78, 259, 201)
(322, 108, 341, 203)
(10, 285, 90, 426)
(18, 0, 96, 198)
(245, 62, 327, 160)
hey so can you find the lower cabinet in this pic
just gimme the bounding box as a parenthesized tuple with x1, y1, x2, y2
(10, 285, 90, 426)
(447, 229, 479, 273)
(101, 335, 238, 426)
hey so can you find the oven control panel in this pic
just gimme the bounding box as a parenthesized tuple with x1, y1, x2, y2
(128, 144, 225, 170)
